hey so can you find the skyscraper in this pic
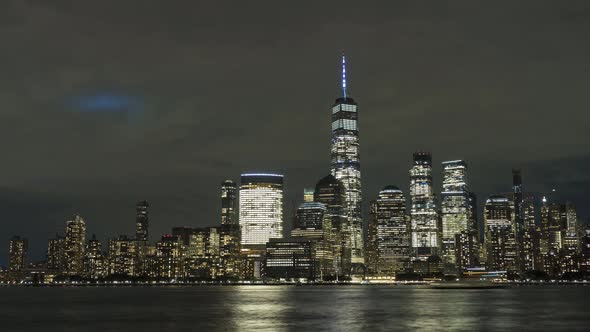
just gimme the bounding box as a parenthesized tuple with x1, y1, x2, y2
(484, 196, 517, 271)
(8, 236, 27, 280)
(291, 202, 335, 278)
(108, 235, 138, 276)
(239, 173, 284, 249)
(46, 235, 65, 272)
(330, 55, 363, 264)
(314, 174, 350, 276)
(64, 215, 86, 275)
(136, 201, 149, 242)
(219, 179, 241, 279)
(440, 160, 471, 272)
(410, 152, 439, 259)
(221, 180, 238, 225)
(85, 234, 106, 279)
(367, 186, 409, 277)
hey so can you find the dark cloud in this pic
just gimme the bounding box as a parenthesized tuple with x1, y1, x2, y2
(1, 0, 589, 262)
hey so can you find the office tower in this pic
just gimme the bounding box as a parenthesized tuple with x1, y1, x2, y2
(8, 236, 27, 280)
(219, 224, 241, 279)
(64, 215, 86, 275)
(410, 152, 439, 259)
(303, 188, 315, 203)
(440, 160, 471, 272)
(156, 234, 184, 279)
(239, 173, 284, 249)
(46, 235, 65, 272)
(265, 238, 314, 280)
(521, 197, 540, 271)
(367, 186, 409, 277)
(330, 55, 363, 264)
(85, 234, 106, 278)
(561, 203, 580, 274)
(221, 180, 238, 225)
(484, 196, 517, 271)
(108, 235, 138, 276)
(180, 227, 221, 280)
(136, 201, 149, 242)
(291, 202, 335, 278)
(314, 174, 350, 276)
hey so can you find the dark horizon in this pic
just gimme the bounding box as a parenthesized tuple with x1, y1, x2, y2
(2, 1, 589, 262)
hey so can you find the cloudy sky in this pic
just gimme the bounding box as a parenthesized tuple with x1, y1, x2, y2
(1, 0, 589, 262)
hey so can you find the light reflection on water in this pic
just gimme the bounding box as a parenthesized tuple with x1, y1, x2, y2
(0, 285, 588, 331)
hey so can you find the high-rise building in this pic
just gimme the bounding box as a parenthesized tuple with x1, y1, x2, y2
(440, 160, 471, 272)
(8, 236, 27, 280)
(303, 188, 315, 203)
(291, 202, 335, 278)
(330, 55, 363, 264)
(108, 235, 138, 277)
(410, 152, 439, 259)
(221, 180, 238, 225)
(314, 174, 350, 276)
(156, 234, 184, 279)
(521, 197, 540, 271)
(367, 186, 409, 277)
(46, 235, 65, 272)
(85, 234, 106, 279)
(64, 215, 86, 275)
(136, 201, 149, 242)
(239, 173, 284, 249)
(265, 238, 314, 280)
(484, 196, 517, 271)
(219, 179, 241, 279)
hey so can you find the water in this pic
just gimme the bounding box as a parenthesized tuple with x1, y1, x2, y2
(1, 285, 588, 331)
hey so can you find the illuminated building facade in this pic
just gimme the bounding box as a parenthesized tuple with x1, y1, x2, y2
(46, 235, 65, 272)
(520, 197, 541, 271)
(440, 160, 471, 272)
(303, 188, 315, 202)
(367, 186, 409, 276)
(314, 174, 350, 276)
(291, 202, 335, 278)
(265, 238, 314, 280)
(108, 235, 138, 277)
(410, 152, 439, 258)
(239, 173, 284, 249)
(8, 236, 27, 280)
(156, 235, 184, 279)
(85, 234, 106, 278)
(330, 56, 363, 264)
(64, 215, 86, 275)
(135, 201, 149, 242)
(221, 180, 238, 225)
(484, 196, 517, 271)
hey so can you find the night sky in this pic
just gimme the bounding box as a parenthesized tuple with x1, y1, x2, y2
(1, 1, 589, 262)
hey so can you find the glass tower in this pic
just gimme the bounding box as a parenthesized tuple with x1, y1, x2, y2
(330, 55, 363, 264)
(440, 160, 470, 271)
(367, 186, 409, 276)
(135, 200, 149, 242)
(64, 215, 87, 275)
(410, 152, 439, 258)
(484, 195, 517, 271)
(239, 173, 284, 249)
(221, 180, 238, 225)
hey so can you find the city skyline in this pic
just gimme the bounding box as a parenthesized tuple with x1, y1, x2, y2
(2, 1, 589, 264)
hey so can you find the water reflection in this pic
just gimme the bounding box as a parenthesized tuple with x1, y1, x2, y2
(228, 286, 292, 331)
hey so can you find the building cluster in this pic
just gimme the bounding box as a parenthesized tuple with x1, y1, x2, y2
(2, 56, 589, 284)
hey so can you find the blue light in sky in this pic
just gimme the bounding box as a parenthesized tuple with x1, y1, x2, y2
(70, 93, 141, 113)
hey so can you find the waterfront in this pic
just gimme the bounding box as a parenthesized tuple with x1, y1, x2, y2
(1, 285, 589, 331)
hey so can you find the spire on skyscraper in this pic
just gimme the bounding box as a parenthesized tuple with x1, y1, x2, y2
(342, 54, 347, 98)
